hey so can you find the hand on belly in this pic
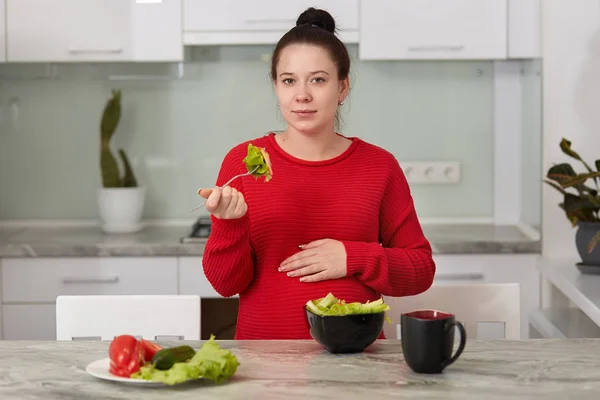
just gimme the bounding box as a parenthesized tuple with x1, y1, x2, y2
(279, 238, 347, 283)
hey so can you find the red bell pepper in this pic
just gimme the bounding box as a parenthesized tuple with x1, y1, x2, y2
(140, 339, 163, 360)
(109, 335, 145, 377)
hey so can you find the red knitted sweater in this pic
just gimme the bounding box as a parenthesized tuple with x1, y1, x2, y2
(202, 132, 436, 340)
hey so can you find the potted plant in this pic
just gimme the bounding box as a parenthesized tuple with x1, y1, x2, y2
(96, 89, 146, 233)
(544, 138, 600, 266)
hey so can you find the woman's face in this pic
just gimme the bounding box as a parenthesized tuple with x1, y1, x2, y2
(274, 44, 348, 135)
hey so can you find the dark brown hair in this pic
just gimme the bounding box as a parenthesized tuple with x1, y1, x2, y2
(270, 7, 351, 83)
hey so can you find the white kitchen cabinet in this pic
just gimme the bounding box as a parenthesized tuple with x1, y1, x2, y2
(183, 0, 359, 45)
(508, 0, 540, 58)
(0, 257, 178, 340)
(359, 0, 508, 60)
(178, 257, 223, 298)
(0, 0, 6, 62)
(3, 304, 56, 340)
(0, 254, 539, 340)
(6, 0, 182, 62)
(433, 254, 540, 338)
(1, 257, 178, 303)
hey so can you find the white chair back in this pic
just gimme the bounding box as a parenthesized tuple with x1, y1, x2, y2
(383, 283, 520, 340)
(56, 295, 200, 341)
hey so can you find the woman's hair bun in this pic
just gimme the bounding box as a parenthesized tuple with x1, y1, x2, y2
(296, 7, 336, 34)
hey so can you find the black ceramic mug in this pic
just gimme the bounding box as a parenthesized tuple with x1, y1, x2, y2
(400, 309, 466, 374)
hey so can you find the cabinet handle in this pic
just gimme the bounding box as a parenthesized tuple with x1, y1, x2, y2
(244, 19, 295, 24)
(407, 45, 465, 52)
(62, 276, 120, 284)
(68, 48, 123, 55)
(435, 273, 484, 281)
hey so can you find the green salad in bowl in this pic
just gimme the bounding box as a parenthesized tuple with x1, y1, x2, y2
(305, 293, 392, 354)
(306, 292, 391, 317)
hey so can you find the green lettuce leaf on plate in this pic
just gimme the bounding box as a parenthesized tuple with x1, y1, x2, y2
(131, 335, 240, 386)
(243, 144, 273, 182)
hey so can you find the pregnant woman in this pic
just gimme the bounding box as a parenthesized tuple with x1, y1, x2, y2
(197, 7, 436, 340)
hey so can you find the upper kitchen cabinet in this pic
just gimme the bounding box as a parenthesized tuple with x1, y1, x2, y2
(0, 0, 6, 62)
(183, 0, 359, 45)
(359, 0, 508, 60)
(508, 0, 540, 58)
(6, 0, 183, 63)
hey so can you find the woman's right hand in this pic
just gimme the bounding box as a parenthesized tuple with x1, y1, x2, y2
(197, 186, 248, 220)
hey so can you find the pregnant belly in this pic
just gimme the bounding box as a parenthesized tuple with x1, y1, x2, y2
(235, 271, 380, 340)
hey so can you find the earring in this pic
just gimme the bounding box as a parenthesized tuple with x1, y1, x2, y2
(338, 100, 344, 106)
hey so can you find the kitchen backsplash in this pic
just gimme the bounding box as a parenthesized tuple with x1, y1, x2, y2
(0, 45, 541, 223)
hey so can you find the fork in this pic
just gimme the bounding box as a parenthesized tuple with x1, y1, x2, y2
(189, 166, 259, 212)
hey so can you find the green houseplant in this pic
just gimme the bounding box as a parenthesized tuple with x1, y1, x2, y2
(96, 90, 146, 233)
(100, 89, 138, 188)
(544, 138, 600, 265)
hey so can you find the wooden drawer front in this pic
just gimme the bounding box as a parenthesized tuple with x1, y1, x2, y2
(2, 257, 178, 303)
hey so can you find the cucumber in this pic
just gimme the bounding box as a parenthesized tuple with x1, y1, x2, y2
(151, 345, 196, 370)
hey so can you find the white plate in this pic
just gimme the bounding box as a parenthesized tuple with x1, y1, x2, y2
(85, 358, 169, 387)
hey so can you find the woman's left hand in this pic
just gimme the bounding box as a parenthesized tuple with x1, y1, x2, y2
(279, 239, 347, 283)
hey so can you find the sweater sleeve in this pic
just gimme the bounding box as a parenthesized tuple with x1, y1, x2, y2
(342, 156, 436, 297)
(201, 146, 255, 297)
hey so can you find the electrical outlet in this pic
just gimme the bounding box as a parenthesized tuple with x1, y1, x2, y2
(400, 162, 461, 184)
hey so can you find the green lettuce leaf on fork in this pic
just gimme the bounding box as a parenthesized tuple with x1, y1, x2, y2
(306, 292, 391, 322)
(243, 144, 273, 182)
(131, 335, 240, 386)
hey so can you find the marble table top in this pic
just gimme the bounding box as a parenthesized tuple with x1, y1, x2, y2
(0, 222, 540, 257)
(0, 339, 597, 399)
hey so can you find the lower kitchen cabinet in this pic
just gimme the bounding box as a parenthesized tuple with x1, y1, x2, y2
(0, 257, 178, 340)
(178, 257, 238, 339)
(1, 257, 179, 303)
(178, 256, 221, 298)
(433, 254, 540, 339)
(0, 254, 540, 340)
(3, 304, 56, 340)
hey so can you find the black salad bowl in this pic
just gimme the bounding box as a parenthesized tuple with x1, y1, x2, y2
(305, 309, 385, 354)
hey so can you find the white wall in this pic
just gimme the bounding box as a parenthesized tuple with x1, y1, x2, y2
(542, 0, 600, 259)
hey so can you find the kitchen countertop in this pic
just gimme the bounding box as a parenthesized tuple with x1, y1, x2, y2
(0, 223, 540, 257)
(530, 257, 600, 338)
(0, 339, 598, 399)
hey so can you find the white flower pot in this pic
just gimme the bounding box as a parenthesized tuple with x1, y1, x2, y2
(97, 187, 146, 233)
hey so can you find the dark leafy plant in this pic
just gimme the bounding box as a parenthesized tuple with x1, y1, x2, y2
(544, 138, 600, 252)
(100, 90, 138, 188)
